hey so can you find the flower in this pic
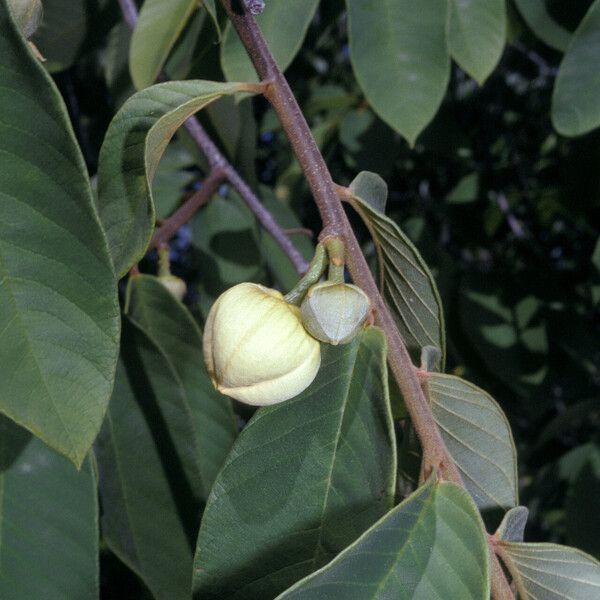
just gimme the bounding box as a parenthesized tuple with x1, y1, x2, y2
(300, 281, 370, 345)
(203, 283, 321, 405)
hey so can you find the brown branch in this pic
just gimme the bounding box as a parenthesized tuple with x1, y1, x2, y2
(149, 169, 224, 250)
(220, 2, 514, 596)
(117, 0, 308, 275)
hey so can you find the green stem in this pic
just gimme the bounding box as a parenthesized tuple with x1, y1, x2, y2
(284, 243, 327, 305)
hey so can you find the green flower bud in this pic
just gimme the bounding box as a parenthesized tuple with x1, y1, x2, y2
(300, 282, 370, 345)
(158, 274, 187, 301)
(203, 282, 321, 405)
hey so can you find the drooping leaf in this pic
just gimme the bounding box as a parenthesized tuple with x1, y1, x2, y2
(192, 328, 396, 600)
(30, 0, 86, 71)
(277, 478, 490, 600)
(0, 1, 120, 466)
(0, 415, 98, 599)
(448, 0, 506, 84)
(347, 172, 446, 364)
(96, 80, 252, 277)
(126, 275, 237, 499)
(552, 0, 600, 136)
(346, 0, 450, 145)
(514, 0, 571, 51)
(129, 0, 199, 90)
(96, 322, 201, 600)
(221, 0, 319, 83)
(498, 542, 600, 599)
(428, 373, 518, 511)
(497, 506, 529, 543)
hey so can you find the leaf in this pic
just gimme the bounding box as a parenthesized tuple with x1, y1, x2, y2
(191, 189, 265, 312)
(346, 0, 450, 145)
(447, 172, 479, 204)
(95, 322, 201, 600)
(130, 0, 199, 90)
(259, 187, 314, 291)
(448, 0, 506, 84)
(498, 542, 600, 600)
(192, 328, 396, 600)
(552, 0, 600, 136)
(96, 80, 250, 277)
(221, 0, 319, 83)
(514, 0, 571, 52)
(0, 2, 120, 466)
(497, 506, 529, 542)
(30, 0, 86, 72)
(277, 478, 490, 600)
(126, 275, 237, 499)
(347, 172, 446, 363)
(0, 415, 98, 599)
(428, 373, 518, 511)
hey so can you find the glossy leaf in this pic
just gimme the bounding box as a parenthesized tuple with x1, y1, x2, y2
(514, 0, 571, 51)
(429, 373, 518, 510)
(126, 275, 237, 499)
(130, 0, 198, 90)
(95, 322, 200, 600)
(0, 2, 120, 466)
(552, 0, 600, 136)
(30, 0, 86, 71)
(0, 416, 98, 599)
(499, 542, 600, 599)
(192, 328, 396, 599)
(96, 80, 249, 277)
(347, 171, 446, 363)
(347, 0, 450, 145)
(221, 0, 319, 83)
(277, 478, 490, 600)
(448, 0, 506, 84)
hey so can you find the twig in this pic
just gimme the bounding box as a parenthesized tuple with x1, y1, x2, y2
(220, 2, 514, 596)
(117, 0, 308, 275)
(149, 169, 224, 250)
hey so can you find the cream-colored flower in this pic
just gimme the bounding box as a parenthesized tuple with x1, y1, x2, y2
(203, 282, 321, 405)
(301, 281, 370, 345)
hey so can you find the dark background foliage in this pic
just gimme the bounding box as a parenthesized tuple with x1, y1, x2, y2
(40, 0, 600, 593)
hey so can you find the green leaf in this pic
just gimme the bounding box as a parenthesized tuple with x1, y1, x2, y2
(447, 172, 479, 204)
(514, 0, 571, 52)
(260, 187, 314, 291)
(347, 172, 446, 364)
(126, 275, 237, 499)
(130, 0, 199, 90)
(498, 542, 600, 599)
(221, 0, 319, 83)
(552, 0, 600, 136)
(191, 189, 265, 311)
(277, 478, 490, 600)
(0, 416, 98, 599)
(346, 0, 450, 145)
(428, 373, 518, 511)
(448, 0, 506, 84)
(96, 80, 249, 277)
(95, 322, 200, 600)
(497, 506, 529, 542)
(30, 0, 86, 72)
(192, 328, 396, 599)
(0, 2, 120, 466)
(152, 140, 196, 219)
